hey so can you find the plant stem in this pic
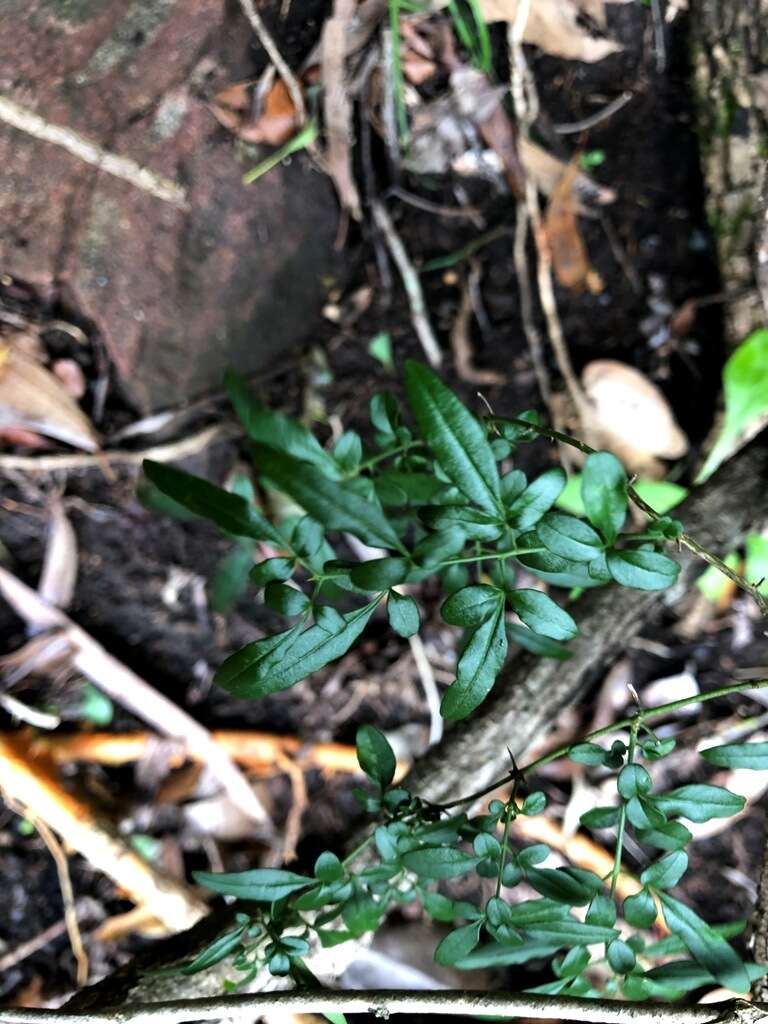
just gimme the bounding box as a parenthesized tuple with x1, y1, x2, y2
(0, 988, 746, 1023)
(440, 547, 546, 566)
(441, 678, 768, 809)
(495, 789, 518, 897)
(488, 415, 768, 616)
(610, 717, 640, 897)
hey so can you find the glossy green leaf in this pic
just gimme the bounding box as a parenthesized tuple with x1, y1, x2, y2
(526, 867, 602, 906)
(516, 543, 603, 590)
(422, 890, 457, 922)
(522, 791, 547, 816)
(581, 452, 628, 544)
(225, 369, 339, 474)
(659, 891, 751, 993)
(617, 764, 652, 800)
(607, 548, 680, 591)
(143, 461, 282, 544)
(412, 527, 467, 567)
(654, 784, 745, 823)
(315, 851, 344, 883)
(507, 623, 573, 660)
(405, 361, 501, 513)
(636, 820, 692, 851)
(315, 605, 346, 633)
(193, 868, 312, 901)
(356, 725, 396, 788)
(386, 590, 420, 637)
(333, 430, 363, 471)
(580, 806, 620, 829)
(208, 545, 253, 613)
(506, 468, 566, 531)
(569, 742, 606, 766)
(434, 922, 482, 966)
(341, 888, 383, 937)
(696, 328, 768, 482)
(623, 889, 658, 928)
(701, 741, 768, 770)
(349, 557, 411, 590)
(607, 939, 636, 974)
(252, 443, 404, 551)
(216, 601, 377, 698)
(441, 584, 503, 626)
(507, 589, 577, 642)
(524, 919, 619, 946)
(586, 893, 616, 927)
(538, 512, 604, 563)
(440, 603, 508, 720)
(181, 926, 245, 974)
(401, 846, 479, 879)
(250, 557, 294, 588)
(264, 581, 310, 616)
(641, 851, 688, 890)
(454, 940, 561, 969)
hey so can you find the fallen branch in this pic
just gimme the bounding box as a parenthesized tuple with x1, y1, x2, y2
(0, 733, 206, 934)
(0, 566, 272, 829)
(371, 200, 443, 367)
(0, 97, 188, 210)
(0, 989, 756, 1024)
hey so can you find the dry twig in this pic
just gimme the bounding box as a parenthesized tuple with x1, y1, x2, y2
(322, 0, 362, 222)
(237, 0, 306, 126)
(0, 566, 272, 829)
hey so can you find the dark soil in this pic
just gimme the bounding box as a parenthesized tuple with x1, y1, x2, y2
(0, 0, 765, 1014)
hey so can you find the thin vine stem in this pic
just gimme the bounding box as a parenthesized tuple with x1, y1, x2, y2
(610, 717, 640, 897)
(437, 678, 768, 810)
(488, 414, 768, 617)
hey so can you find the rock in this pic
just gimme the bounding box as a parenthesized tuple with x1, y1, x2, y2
(0, 0, 341, 411)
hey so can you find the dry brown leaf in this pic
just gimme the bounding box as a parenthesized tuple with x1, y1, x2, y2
(545, 158, 597, 293)
(38, 500, 78, 611)
(582, 359, 689, 476)
(477, 0, 621, 62)
(210, 78, 299, 147)
(402, 52, 438, 85)
(52, 359, 86, 400)
(0, 343, 98, 451)
(520, 139, 616, 208)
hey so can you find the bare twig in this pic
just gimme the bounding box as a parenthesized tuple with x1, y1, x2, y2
(513, 201, 552, 406)
(0, 97, 188, 210)
(237, 0, 306, 125)
(322, 0, 362, 222)
(0, 422, 237, 474)
(552, 91, 634, 135)
(0, 734, 206, 933)
(0, 989, 754, 1024)
(371, 200, 442, 367)
(32, 816, 89, 986)
(0, 566, 273, 828)
(407, 634, 442, 746)
(507, 13, 592, 431)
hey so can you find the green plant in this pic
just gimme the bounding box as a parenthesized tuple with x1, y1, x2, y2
(140, 363, 768, 1016)
(144, 361, 688, 721)
(180, 687, 768, 1003)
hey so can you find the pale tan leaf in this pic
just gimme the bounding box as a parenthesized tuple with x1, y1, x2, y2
(0, 344, 98, 451)
(520, 139, 616, 208)
(544, 158, 594, 292)
(582, 359, 689, 476)
(477, 0, 621, 62)
(38, 500, 78, 610)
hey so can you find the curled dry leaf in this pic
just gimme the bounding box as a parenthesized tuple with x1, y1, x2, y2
(210, 78, 299, 147)
(545, 158, 602, 293)
(520, 139, 616, 209)
(477, 0, 621, 63)
(582, 359, 689, 477)
(0, 343, 98, 451)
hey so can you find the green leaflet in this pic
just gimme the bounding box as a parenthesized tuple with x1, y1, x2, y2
(181, 926, 246, 974)
(434, 922, 482, 966)
(640, 851, 688, 890)
(356, 725, 397, 789)
(658, 891, 751, 993)
(226, 370, 339, 475)
(581, 452, 628, 544)
(252, 443, 405, 552)
(404, 361, 501, 513)
(401, 846, 479, 879)
(701, 741, 768, 770)
(507, 623, 573, 660)
(506, 468, 566, 531)
(654, 784, 745, 823)
(441, 584, 502, 626)
(193, 868, 313, 901)
(215, 601, 378, 698)
(606, 548, 680, 590)
(386, 590, 420, 637)
(537, 512, 604, 563)
(143, 461, 283, 545)
(696, 327, 768, 482)
(440, 602, 508, 720)
(507, 589, 577, 641)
